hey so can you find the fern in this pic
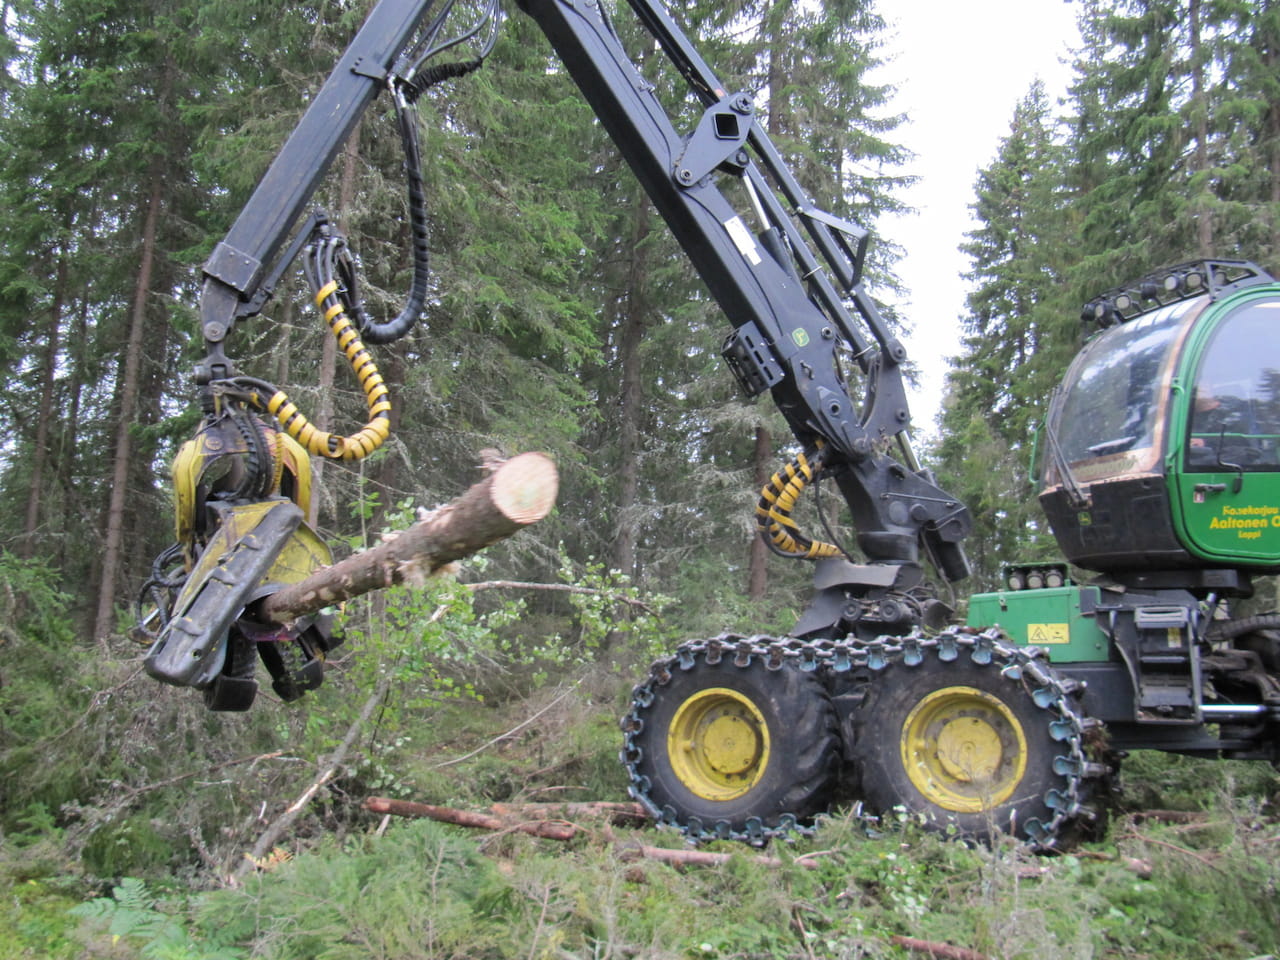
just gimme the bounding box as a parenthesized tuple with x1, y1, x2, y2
(69, 878, 245, 960)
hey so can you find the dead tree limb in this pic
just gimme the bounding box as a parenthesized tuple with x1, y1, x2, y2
(428, 681, 581, 769)
(1126, 809, 1209, 825)
(465, 579, 657, 614)
(888, 936, 990, 960)
(363, 797, 576, 840)
(260, 452, 558, 623)
(232, 674, 391, 881)
(612, 841, 832, 871)
(489, 801, 649, 826)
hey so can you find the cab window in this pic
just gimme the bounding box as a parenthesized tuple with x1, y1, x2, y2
(1186, 298, 1280, 471)
(1049, 302, 1194, 483)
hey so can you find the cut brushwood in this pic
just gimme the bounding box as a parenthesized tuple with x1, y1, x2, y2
(363, 796, 837, 871)
(362, 797, 578, 840)
(259, 452, 558, 623)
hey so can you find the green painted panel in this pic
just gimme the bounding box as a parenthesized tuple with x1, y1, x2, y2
(966, 586, 1110, 663)
(1167, 289, 1280, 569)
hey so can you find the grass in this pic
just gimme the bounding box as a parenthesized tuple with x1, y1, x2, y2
(45, 804, 1280, 960)
(29, 730, 1280, 960)
(3, 651, 1278, 960)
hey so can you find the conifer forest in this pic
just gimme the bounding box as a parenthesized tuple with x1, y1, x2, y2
(1, 1, 1279, 958)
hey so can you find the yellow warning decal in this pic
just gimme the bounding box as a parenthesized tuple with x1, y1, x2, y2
(1027, 623, 1070, 644)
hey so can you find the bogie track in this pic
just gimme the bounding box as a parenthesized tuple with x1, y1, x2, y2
(621, 629, 1109, 848)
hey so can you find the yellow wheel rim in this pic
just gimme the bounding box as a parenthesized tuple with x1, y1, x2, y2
(667, 687, 771, 801)
(900, 685, 1028, 813)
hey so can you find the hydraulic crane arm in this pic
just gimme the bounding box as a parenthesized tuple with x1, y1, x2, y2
(514, 0, 970, 581)
(147, 0, 972, 706)
(197, 0, 443, 382)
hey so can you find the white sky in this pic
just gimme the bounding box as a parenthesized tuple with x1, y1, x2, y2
(876, 0, 1082, 441)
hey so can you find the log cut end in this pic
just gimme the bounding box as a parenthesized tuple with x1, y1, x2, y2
(490, 452, 558, 525)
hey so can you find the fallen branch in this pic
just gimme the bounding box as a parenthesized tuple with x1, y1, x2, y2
(363, 797, 577, 840)
(365, 795, 853, 872)
(428, 681, 581, 769)
(1116, 831, 1226, 874)
(889, 935, 990, 960)
(1127, 809, 1209, 825)
(116, 751, 288, 802)
(613, 841, 816, 871)
(367, 793, 824, 869)
(260, 452, 558, 624)
(232, 674, 392, 881)
(1072, 848, 1153, 878)
(489, 801, 649, 827)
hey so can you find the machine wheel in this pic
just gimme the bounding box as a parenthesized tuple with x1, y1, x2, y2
(851, 645, 1088, 844)
(623, 642, 838, 840)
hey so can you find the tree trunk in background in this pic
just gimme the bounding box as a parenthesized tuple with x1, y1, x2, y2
(93, 169, 162, 641)
(0, 1, 11, 111)
(373, 348, 405, 510)
(746, 0, 787, 601)
(56, 292, 90, 574)
(1264, 3, 1280, 265)
(22, 249, 66, 558)
(1189, 0, 1213, 255)
(276, 294, 294, 391)
(609, 197, 652, 582)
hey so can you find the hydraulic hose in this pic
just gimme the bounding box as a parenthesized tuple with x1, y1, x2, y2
(352, 85, 431, 345)
(756, 450, 843, 560)
(232, 279, 391, 460)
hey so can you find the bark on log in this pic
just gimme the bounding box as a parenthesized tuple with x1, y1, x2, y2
(260, 452, 557, 623)
(366, 795, 847, 874)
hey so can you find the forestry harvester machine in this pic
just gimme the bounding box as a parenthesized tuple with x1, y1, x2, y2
(136, 0, 1280, 850)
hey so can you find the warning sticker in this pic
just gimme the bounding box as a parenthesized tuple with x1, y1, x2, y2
(1027, 623, 1070, 644)
(724, 216, 763, 266)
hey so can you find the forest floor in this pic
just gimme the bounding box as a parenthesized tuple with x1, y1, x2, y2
(2, 653, 1279, 960)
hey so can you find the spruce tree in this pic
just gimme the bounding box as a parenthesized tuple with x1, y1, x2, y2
(937, 84, 1074, 587)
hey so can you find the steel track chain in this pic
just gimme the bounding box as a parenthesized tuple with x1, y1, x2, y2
(619, 628, 1107, 848)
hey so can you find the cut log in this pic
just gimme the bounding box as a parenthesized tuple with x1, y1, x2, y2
(260, 452, 557, 623)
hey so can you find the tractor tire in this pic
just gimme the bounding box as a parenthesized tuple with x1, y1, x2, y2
(851, 645, 1087, 844)
(624, 644, 838, 840)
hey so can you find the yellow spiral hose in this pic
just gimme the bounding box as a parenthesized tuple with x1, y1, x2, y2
(755, 450, 842, 559)
(260, 280, 391, 460)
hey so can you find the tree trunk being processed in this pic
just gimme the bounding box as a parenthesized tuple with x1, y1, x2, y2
(259, 452, 558, 624)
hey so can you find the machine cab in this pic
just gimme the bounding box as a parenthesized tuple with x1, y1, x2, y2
(1040, 261, 1280, 578)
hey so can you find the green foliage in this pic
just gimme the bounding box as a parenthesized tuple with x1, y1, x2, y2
(50, 781, 1270, 960)
(197, 822, 507, 959)
(80, 816, 178, 880)
(71, 877, 244, 960)
(0, 551, 76, 646)
(0, 876, 83, 960)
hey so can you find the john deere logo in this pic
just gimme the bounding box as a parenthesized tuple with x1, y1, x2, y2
(792, 328, 810, 347)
